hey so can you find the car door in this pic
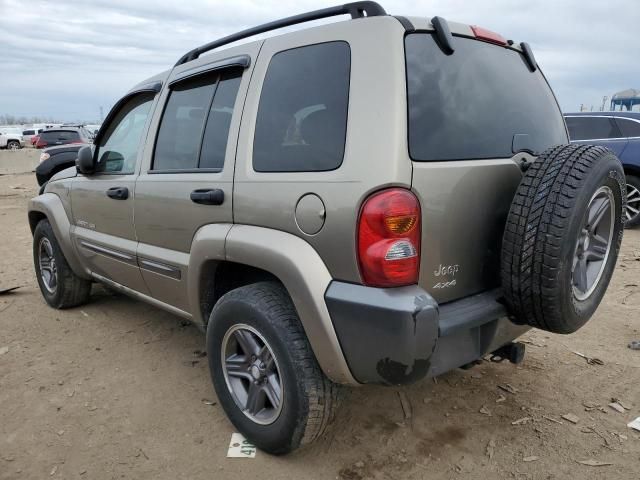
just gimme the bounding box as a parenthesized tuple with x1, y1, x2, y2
(614, 116, 640, 162)
(70, 90, 158, 293)
(565, 115, 628, 156)
(134, 47, 257, 312)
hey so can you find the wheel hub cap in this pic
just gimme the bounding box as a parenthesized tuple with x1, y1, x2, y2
(626, 183, 640, 223)
(571, 186, 615, 301)
(38, 237, 58, 294)
(221, 324, 283, 425)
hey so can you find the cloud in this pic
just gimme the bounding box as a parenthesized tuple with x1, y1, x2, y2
(0, 0, 638, 121)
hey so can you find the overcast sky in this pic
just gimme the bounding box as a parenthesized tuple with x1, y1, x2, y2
(0, 0, 638, 122)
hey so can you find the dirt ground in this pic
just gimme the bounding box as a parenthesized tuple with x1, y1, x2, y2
(1, 149, 639, 480)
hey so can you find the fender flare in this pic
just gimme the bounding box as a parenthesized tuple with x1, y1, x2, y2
(188, 224, 357, 385)
(28, 193, 90, 279)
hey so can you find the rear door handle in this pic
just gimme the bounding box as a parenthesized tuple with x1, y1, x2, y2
(106, 186, 129, 200)
(190, 188, 224, 206)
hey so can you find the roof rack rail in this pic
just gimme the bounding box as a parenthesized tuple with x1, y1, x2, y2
(175, 1, 387, 66)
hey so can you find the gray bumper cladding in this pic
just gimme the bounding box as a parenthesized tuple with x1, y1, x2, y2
(325, 283, 530, 386)
(325, 282, 439, 385)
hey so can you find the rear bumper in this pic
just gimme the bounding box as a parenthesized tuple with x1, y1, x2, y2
(325, 282, 529, 385)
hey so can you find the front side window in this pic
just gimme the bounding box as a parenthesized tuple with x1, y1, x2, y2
(153, 71, 242, 171)
(253, 42, 350, 172)
(565, 117, 621, 141)
(616, 118, 640, 138)
(95, 93, 154, 174)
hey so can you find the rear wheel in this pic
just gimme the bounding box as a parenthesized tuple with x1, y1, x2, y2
(624, 174, 640, 228)
(206, 282, 338, 454)
(502, 144, 625, 334)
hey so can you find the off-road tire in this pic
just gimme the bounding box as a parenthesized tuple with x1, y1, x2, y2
(33, 219, 91, 308)
(502, 144, 625, 334)
(206, 281, 339, 454)
(7, 140, 20, 150)
(624, 174, 640, 228)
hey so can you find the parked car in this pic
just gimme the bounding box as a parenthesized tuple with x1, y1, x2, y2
(29, 3, 625, 454)
(84, 124, 102, 137)
(36, 144, 85, 187)
(0, 127, 25, 150)
(564, 112, 640, 227)
(34, 127, 92, 149)
(22, 128, 46, 145)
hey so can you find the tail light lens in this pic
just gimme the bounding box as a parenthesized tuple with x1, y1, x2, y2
(357, 188, 421, 287)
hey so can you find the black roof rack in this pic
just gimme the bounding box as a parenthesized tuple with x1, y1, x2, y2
(175, 1, 387, 66)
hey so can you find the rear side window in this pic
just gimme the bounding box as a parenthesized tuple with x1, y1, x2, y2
(565, 117, 621, 140)
(405, 34, 567, 161)
(616, 118, 640, 138)
(253, 42, 350, 172)
(23, 130, 35, 135)
(153, 71, 242, 171)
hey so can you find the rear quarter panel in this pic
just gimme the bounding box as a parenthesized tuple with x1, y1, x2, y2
(232, 17, 412, 283)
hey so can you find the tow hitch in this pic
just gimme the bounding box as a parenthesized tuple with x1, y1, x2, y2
(489, 342, 526, 364)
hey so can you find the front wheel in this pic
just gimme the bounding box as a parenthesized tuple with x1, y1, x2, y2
(206, 282, 338, 454)
(33, 220, 91, 308)
(7, 140, 20, 151)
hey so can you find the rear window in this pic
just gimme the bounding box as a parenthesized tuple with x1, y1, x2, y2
(565, 117, 621, 140)
(405, 34, 567, 161)
(39, 130, 79, 142)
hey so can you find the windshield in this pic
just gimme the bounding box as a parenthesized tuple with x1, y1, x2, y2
(405, 34, 567, 161)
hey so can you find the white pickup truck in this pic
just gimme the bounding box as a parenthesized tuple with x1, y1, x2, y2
(0, 127, 25, 150)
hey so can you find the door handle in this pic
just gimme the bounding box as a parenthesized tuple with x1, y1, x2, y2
(190, 188, 224, 206)
(106, 186, 129, 200)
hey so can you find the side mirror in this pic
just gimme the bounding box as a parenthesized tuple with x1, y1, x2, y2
(76, 145, 95, 175)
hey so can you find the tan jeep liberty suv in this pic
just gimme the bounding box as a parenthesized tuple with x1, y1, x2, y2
(28, 2, 626, 454)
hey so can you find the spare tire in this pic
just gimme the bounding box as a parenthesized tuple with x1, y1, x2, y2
(501, 144, 625, 334)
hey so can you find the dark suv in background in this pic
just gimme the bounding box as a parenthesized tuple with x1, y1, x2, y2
(35, 127, 93, 149)
(564, 112, 640, 227)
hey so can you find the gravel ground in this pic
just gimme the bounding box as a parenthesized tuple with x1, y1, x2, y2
(1, 149, 639, 479)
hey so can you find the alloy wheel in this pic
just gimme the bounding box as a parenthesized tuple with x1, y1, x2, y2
(572, 186, 615, 301)
(626, 183, 640, 223)
(221, 324, 283, 425)
(38, 237, 58, 294)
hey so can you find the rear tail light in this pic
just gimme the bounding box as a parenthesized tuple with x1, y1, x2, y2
(357, 188, 421, 287)
(471, 25, 508, 45)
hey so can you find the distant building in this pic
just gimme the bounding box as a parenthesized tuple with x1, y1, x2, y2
(611, 89, 640, 111)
